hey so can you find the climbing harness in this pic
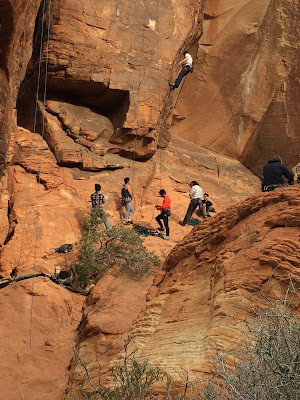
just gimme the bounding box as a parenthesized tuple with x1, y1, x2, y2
(262, 183, 291, 192)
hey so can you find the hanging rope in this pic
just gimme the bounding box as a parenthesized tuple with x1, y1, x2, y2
(29, 0, 52, 349)
(131, 2, 147, 194)
(155, 0, 164, 190)
(16, 0, 47, 273)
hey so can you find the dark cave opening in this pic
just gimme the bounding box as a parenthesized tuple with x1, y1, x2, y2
(16, 0, 130, 136)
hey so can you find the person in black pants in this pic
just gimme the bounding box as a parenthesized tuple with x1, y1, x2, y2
(169, 51, 193, 90)
(155, 189, 171, 240)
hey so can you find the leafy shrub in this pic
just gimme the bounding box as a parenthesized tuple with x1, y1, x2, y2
(74, 207, 160, 288)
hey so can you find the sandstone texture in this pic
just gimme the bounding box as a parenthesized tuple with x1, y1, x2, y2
(0, 0, 299, 399)
(0, 0, 41, 174)
(68, 185, 300, 395)
(17, 0, 203, 163)
(0, 277, 84, 400)
(172, 0, 300, 175)
(0, 126, 260, 277)
(0, 125, 260, 398)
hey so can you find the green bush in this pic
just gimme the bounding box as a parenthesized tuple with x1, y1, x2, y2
(74, 207, 160, 288)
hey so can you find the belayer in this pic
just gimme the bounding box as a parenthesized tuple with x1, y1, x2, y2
(180, 181, 203, 226)
(169, 51, 193, 90)
(261, 156, 294, 192)
(199, 193, 213, 218)
(155, 189, 171, 240)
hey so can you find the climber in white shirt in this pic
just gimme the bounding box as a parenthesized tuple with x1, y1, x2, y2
(169, 51, 193, 90)
(180, 181, 203, 226)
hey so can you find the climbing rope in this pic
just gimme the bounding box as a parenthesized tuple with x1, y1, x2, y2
(29, 0, 52, 349)
(16, 0, 47, 272)
(155, 0, 163, 191)
(131, 1, 148, 220)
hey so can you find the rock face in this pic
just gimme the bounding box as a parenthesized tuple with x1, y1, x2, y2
(0, 126, 261, 399)
(17, 0, 204, 163)
(172, 0, 300, 175)
(0, 0, 299, 399)
(0, 0, 41, 266)
(0, 126, 260, 277)
(0, 277, 84, 400)
(132, 186, 300, 384)
(68, 185, 300, 396)
(0, 0, 41, 175)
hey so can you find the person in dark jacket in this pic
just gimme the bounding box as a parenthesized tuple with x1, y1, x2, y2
(262, 157, 294, 192)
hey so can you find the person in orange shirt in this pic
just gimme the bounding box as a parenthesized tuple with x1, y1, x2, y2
(155, 189, 171, 240)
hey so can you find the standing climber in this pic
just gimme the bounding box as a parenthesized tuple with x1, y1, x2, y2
(262, 156, 294, 192)
(169, 51, 193, 90)
(121, 177, 134, 225)
(90, 183, 110, 230)
(155, 189, 171, 240)
(180, 181, 203, 226)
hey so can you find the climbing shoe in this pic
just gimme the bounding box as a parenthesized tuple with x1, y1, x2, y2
(168, 82, 175, 90)
(162, 235, 169, 240)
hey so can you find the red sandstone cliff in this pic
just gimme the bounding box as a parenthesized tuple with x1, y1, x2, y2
(172, 0, 300, 175)
(0, 0, 299, 399)
(67, 185, 300, 396)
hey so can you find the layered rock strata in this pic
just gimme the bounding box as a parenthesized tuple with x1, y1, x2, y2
(67, 185, 300, 395)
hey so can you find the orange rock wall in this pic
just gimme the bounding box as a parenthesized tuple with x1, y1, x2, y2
(0, 0, 299, 399)
(0, 0, 41, 255)
(0, 278, 84, 400)
(69, 186, 300, 395)
(172, 0, 300, 175)
(0, 0, 40, 173)
(16, 0, 203, 162)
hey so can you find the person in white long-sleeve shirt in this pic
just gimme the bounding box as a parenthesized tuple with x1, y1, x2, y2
(181, 181, 203, 226)
(169, 51, 193, 90)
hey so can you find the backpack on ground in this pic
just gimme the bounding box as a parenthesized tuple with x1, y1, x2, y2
(55, 244, 73, 253)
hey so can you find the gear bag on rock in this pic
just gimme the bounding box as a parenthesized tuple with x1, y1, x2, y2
(55, 244, 73, 253)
